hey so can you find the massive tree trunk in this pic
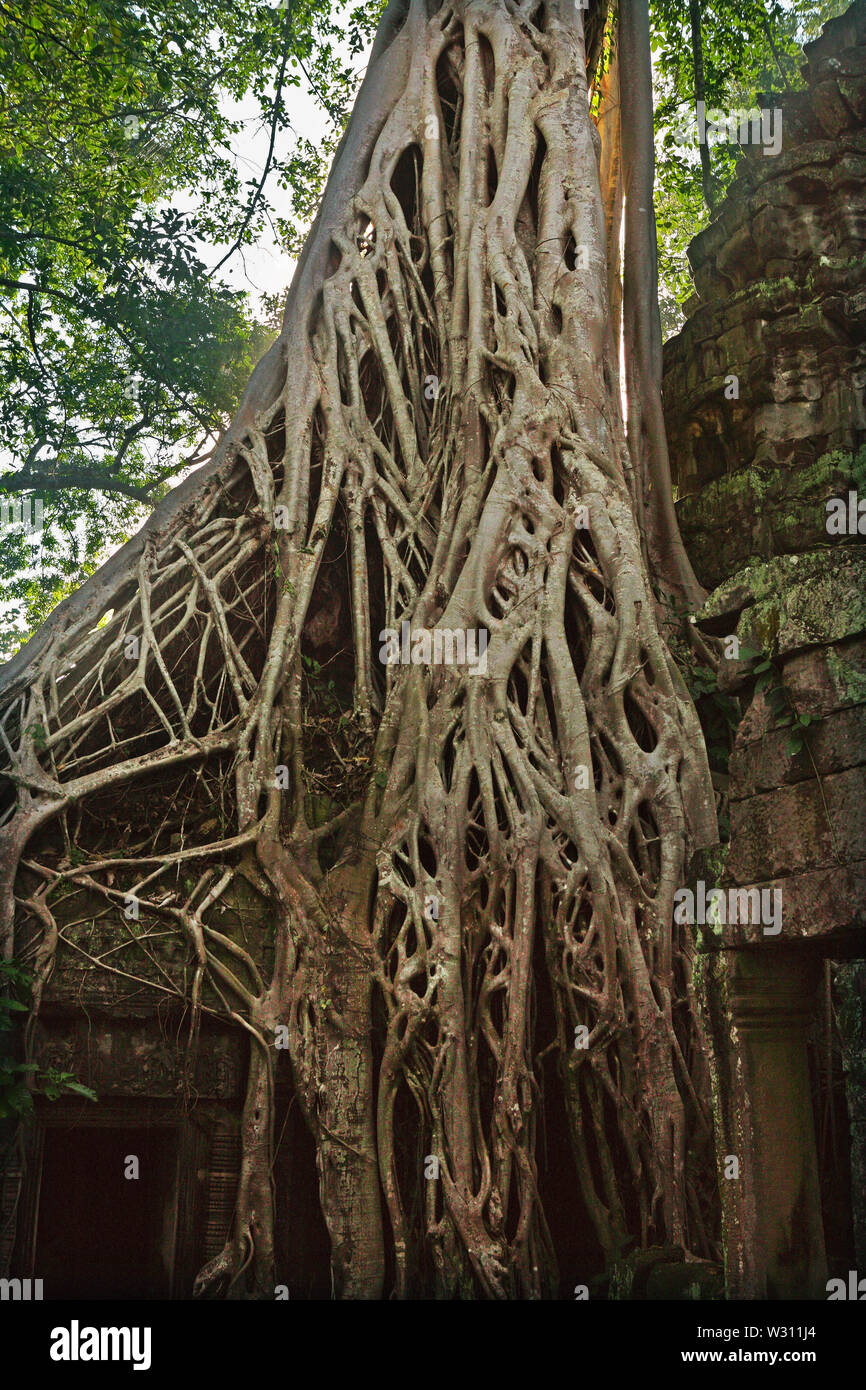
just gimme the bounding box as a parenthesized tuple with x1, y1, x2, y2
(0, 0, 718, 1298)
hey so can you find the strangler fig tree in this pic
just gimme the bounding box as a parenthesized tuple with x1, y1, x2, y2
(0, 0, 720, 1298)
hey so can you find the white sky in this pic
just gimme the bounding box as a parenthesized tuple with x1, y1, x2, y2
(205, 49, 364, 306)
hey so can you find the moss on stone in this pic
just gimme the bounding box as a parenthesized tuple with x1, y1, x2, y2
(677, 447, 866, 590)
(827, 646, 866, 706)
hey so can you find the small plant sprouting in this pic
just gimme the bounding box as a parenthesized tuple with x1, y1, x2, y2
(740, 645, 813, 756)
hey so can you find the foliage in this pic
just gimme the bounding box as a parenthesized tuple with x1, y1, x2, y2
(0, 0, 385, 657)
(0, 960, 97, 1118)
(740, 642, 814, 755)
(0, 0, 853, 652)
(684, 659, 740, 771)
(650, 0, 849, 338)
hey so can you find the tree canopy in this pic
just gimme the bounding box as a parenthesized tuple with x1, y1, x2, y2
(0, 0, 385, 652)
(652, 0, 847, 332)
(0, 0, 846, 655)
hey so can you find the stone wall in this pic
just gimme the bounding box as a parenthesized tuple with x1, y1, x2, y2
(664, 0, 866, 590)
(663, 0, 866, 1297)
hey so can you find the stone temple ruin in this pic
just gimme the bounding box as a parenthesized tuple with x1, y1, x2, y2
(1, 0, 864, 1301)
(663, 0, 866, 1299)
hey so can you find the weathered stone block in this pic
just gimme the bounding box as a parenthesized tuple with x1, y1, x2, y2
(727, 766, 866, 882)
(730, 704, 866, 795)
(717, 861, 866, 948)
(782, 635, 866, 715)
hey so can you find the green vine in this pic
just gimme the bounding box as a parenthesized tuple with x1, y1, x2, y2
(741, 644, 813, 756)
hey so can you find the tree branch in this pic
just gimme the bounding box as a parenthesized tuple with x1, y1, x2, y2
(0, 469, 155, 503)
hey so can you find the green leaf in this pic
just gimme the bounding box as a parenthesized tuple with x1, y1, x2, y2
(62, 1081, 98, 1100)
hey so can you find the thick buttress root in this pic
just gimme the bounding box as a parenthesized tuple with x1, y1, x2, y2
(0, 0, 718, 1298)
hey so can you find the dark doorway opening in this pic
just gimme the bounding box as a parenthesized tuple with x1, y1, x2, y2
(35, 1125, 177, 1299)
(273, 1072, 332, 1298)
(533, 915, 604, 1295)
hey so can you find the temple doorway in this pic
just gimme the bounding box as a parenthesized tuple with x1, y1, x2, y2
(34, 1124, 178, 1300)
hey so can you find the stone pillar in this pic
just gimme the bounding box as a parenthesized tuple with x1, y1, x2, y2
(726, 950, 828, 1298)
(836, 960, 866, 1270)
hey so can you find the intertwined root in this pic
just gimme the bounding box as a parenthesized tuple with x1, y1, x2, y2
(0, 0, 717, 1298)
